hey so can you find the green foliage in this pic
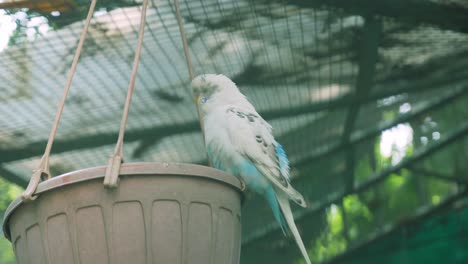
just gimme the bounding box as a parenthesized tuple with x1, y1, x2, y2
(0, 237, 15, 264)
(301, 206, 347, 263)
(0, 178, 22, 264)
(354, 156, 374, 183)
(333, 204, 468, 264)
(305, 100, 465, 263)
(5, 0, 139, 48)
(384, 172, 421, 218)
(343, 195, 373, 240)
(0, 179, 21, 210)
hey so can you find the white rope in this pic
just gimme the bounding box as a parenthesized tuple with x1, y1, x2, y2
(174, 0, 194, 80)
(174, 0, 212, 166)
(22, 0, 98, 200)
(104, 0, 149, 187)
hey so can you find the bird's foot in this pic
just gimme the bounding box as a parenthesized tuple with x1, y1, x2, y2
(240, 180, 246, 191)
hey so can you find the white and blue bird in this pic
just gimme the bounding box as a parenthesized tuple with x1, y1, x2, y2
(192, 74, 311, 264)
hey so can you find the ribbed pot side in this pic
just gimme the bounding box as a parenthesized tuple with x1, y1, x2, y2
(3, 162, 242, 264)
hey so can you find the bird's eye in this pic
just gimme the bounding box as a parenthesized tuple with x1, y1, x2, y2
(200, 97, 208, 103)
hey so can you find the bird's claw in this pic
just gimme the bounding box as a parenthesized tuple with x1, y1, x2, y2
(240, 180, 246, 191)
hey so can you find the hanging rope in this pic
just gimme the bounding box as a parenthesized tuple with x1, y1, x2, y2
(22, 0, 98, 201)
(103, 0, 150, 187)
(174, 0, 194, 80)
(173, 0, 211, 166)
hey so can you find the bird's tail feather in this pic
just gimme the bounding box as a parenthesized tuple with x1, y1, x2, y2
(276, 189, 312, 264)
(266, 187, 288, 234)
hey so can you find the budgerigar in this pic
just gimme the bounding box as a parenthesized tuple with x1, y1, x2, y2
(192, 74, 311, 264)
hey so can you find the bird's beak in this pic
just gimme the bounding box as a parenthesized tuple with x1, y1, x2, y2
(194, 95, 199, 105)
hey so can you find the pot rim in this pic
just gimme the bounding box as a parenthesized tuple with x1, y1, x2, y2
(2, 162, 242, 241)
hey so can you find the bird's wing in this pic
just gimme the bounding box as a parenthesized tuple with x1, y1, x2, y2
(222, 106, 306, 207)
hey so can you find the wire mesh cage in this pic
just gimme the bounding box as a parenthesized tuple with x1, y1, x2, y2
(1, 0, 468, 263)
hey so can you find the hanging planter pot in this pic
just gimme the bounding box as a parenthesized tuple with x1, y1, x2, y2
(3, 162, 242, 264)
(3, 0, 243, 263)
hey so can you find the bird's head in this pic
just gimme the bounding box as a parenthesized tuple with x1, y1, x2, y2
(191, 74, 241, 108)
